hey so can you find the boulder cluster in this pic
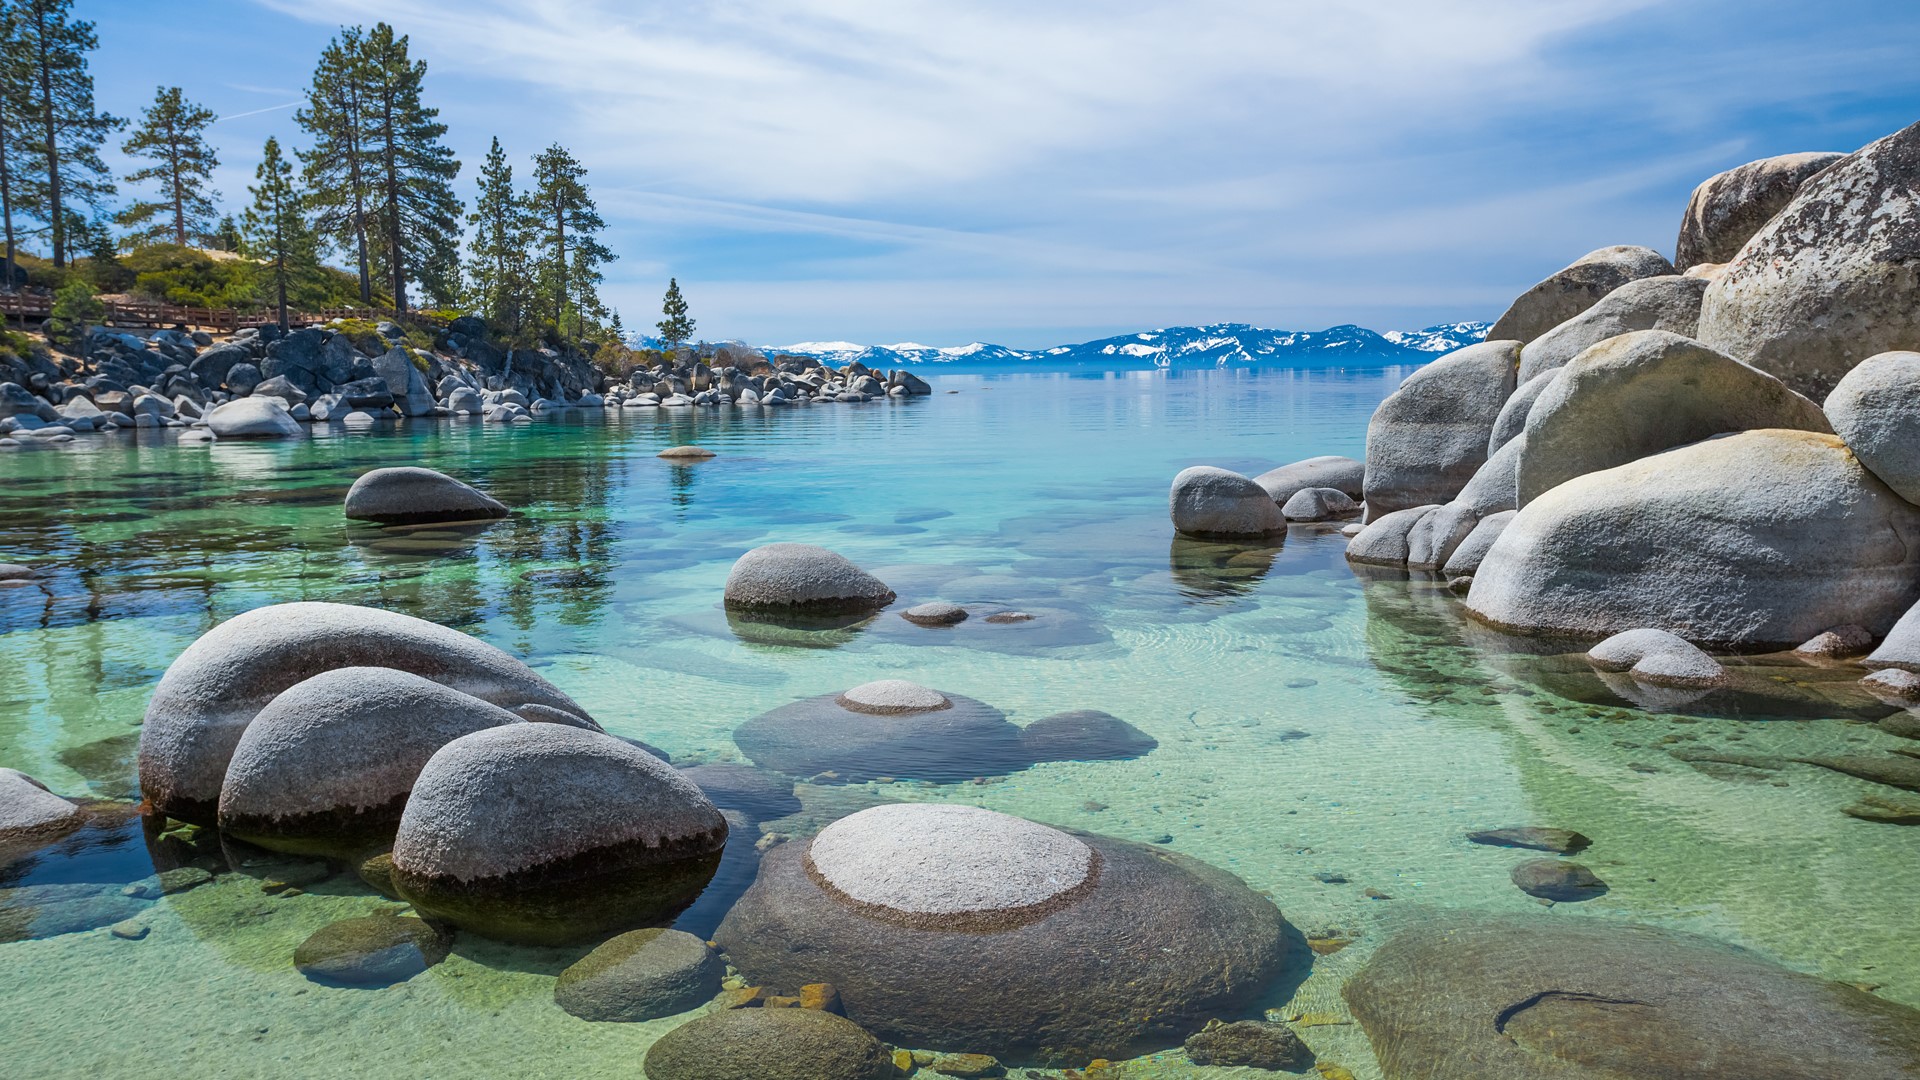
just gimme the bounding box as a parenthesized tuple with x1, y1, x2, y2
(1176, 120, 1920, 703)
(0, 316, 931, 448)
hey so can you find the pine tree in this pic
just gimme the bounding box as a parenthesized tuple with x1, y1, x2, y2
(657, 277, 693, 348)
(526, 143, 614, 339)
(297, 26, 374, 304)
(211, 213, 239, 252)
(11, 0, 119, 268)
(0, 6, 34, 288)
(242, 136, 318, 334)
(464, 135, 530, 331)
(359, 23, 461, 311)
(117, 86, 219, 247)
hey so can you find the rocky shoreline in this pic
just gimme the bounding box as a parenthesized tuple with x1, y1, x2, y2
(0, 315, 933, 447)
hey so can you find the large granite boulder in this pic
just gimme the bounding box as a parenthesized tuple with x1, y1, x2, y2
(1442, 509, 1514, 577)
(716, 804, 1287, 1064)
(139, 601, 594, 824)
(1864, 599, 1920, 673)
(1453, 434, 1524, 515)
(216, 666, 526, 857)
(343, 467, 509, 525)
(723, 543, 895, 614)
(1515, 331, 1831, 506)
(371, 347, 436, 416)
(187, 342, 253, 389)
(206, 396, 300, 439)
(1488, 246, 1676, 343)
(1515, 275, 1708, 384)
(1252, 455, 1365, 504)
(1697, 121, 1920, 399)
(1170, 466, 1285, 537)
(1824, 351, 1920, 505)
(1468, 429, 1920, 647)
(391, 724, 727, 944)
(1344, 916, 1920, 1080)
(553, 927, 723, 1021)
(1675, 151, 1846, 270)
(1487, 371, 1555, 457)
(643, 1008, 893, 1080)
(1363, 340, 1518, 517)
(1345, 504, 1439, 567)
(733, 681, 1027, 782)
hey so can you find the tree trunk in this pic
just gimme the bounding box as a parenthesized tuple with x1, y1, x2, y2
(33, 7, 64, 268)
(168, 117, 185, 245)
(274, 189, 289, 333)
(345, 83, 371, 306)
(554, 195, 567, 332)
(380, 83, 405, 313)
(0, 105, 17, 293)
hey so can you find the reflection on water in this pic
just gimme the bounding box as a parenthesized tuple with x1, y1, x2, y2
(1, 368, 1916, 1077)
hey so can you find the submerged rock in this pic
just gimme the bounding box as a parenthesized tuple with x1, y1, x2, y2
(901, 601, 968, 626)
(723, 543, 896, 615)
(139, 601, 593, 824)
(733, 682, 1026, 782)
(1509, 858, 1608, 902)
(1466, 827, 1591, 854)
(343, 466, 509, 525)
(554, 927, 723, 1021)
(1343, 915, 1920, 1079)
(293, 915, 451, 987)
(391, 724, 726, 944)
(643, 1007, 894, 1080)
(1017, 710, 1157, 763)
(676, 762, 801, 821)
(1362, 340, 1517, 518)
(1676, 151, 1846, 269)
(716, 803, 1287, 1064)
(1169, 466, 1285, 537)
(1184, 1019, 1311, 1070)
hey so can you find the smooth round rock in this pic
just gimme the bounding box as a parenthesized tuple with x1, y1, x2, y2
(0, 768, 79, 843)
(1253, 455, 1366, 504)
(205, 396, 300, 439)
(1363, 340, 1518, 517)
(1016, 710, 1157, 762)
(1510, 858, 1608, 902)
(718, 820, 1288, 1064)
(1586, 629, 1727, 688)
(1825, 351, 1920, 505)
(837, 679, 948, 714)
(1467, 827, 1591, 854)
(293, 915, 451, 987)
(1488, 245, 1676, 344)
(216, 667, 526, 856)
(1864, 669, 1920, 704)
(553, 927, 723, 1021)
(1281, 486, 1360, 522)
(734, 687, 1025, 782)
(1184, 1020, 1311, 1070)
(1343, 915, 1920, 1079)
(808, 805, 1094, 923)
(1169, 466, 1285, 537)
(723, 543, 896, 614)
(1676, 151, 1846, 269)
(139, 601, 595, 825)
(0, 563, 31, 581)
(1515, 276, 1708, 384)
(643, 1008, 894, 1080)
(391, 724, 727, 944)
(343, 466, 509, 525)
(657, 445, 716, 459)
(901, 601, 968, 626)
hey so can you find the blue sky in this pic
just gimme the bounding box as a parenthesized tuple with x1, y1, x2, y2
(88, 0, 1920, 348)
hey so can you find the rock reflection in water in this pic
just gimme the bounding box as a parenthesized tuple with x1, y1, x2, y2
(1168, 534, 1281, 601)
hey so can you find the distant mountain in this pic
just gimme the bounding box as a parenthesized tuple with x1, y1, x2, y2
(760, 321, 1490, 370)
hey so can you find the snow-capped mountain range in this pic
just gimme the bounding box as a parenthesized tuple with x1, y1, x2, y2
(761, 321, 1489, 370)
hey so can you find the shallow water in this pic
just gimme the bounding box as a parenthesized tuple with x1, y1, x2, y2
(2, 367, 1916, 1078)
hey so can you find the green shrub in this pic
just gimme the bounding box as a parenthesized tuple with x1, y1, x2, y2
(122, 244, 262, 309)
(48, 280, 104, 344)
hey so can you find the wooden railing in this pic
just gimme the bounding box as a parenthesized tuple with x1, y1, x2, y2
(0, 292, 382, 332)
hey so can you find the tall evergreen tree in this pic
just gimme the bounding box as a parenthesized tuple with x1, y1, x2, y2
(526, 143, 613, 337)
(242, 136, 317, 334)
(11, 0, 119, 268)
(0, 5, 34, 288)
(465, 135, 529, 330)
(296, 26, 374, 304)
(359, 23, 461, 311)
(657, 277, 693, 348)
(117, 86, 219, 247)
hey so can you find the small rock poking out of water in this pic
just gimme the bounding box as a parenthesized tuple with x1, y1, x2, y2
(1510, 858, 1608, 902)
(902, 601, 968, 626)
(1586, 628, 1726, 688)
(983, 611, 1035, 624)
(1863, 670, 1920, 706)
(734, 681, 1028, 783)
(643, 1007, 894, 1080)
(554, 927, 723, 1022)
(343, 466, 509, 525)
(1467, 827, 1592, 854)
(1281, 486, 1360, 522)
(1794, 624, 1875, 659)
(1184, 1018, 1312, 1070)
(0, 563, 32, 581)
(657, 445, 716, 460)
(293, 915, 451, 987)
(1343, 914, 1920, 1079)
(0, 767, 81, 850)
(723, 543, 896, 615)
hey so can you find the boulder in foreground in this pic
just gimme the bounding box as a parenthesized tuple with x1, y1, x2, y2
(723, 543, 896, 614)
(643, 1008, 893, 1080)
(1362, 340, 1517, 518)
(1169, 466, 1285, 537)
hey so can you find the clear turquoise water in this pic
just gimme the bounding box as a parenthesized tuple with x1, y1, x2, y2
(2, 368, 1916, 1078)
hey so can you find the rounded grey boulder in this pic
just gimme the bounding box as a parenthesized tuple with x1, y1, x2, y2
(1253, 454, 1365, 504)
(1515, 331, 1830, 506)
(1343, 915, 1920, 1079)
(216, 666, 526, 857)
(733, 682, 1026, 782)
(391, 724, 727, 944)
(1824, 351, 1920, 505)
(716, 804, 1287, 1063)
(293, 915, 451, 987)
(1697, 121, 1920, 399)
(1587, 629, 1726, 688)
(0, 768, 78, 844)
(139, 601, 595, 825)
(343, 467, 509, 525)
(1487, 370, 1555, 457)
(1468, 430, 1920, 648)
(1345, 504, 1439, 567)
(901, 601, 968, 626)
(1169, 466, 1284, 537)
(643, 1008, 894, 1080)
(1363, 340, 1518, 518)
(1281, 486, 1359, 521)
(1515, 275, 1708, 384)
(723, 543, 896, 614)
(1441, 509, 1514, 577)
(1488, 245, 1676, 344)
(1676, 151, 1846, 270)
(206, 396, 300, 439)
(553, 927, 722, 1021)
